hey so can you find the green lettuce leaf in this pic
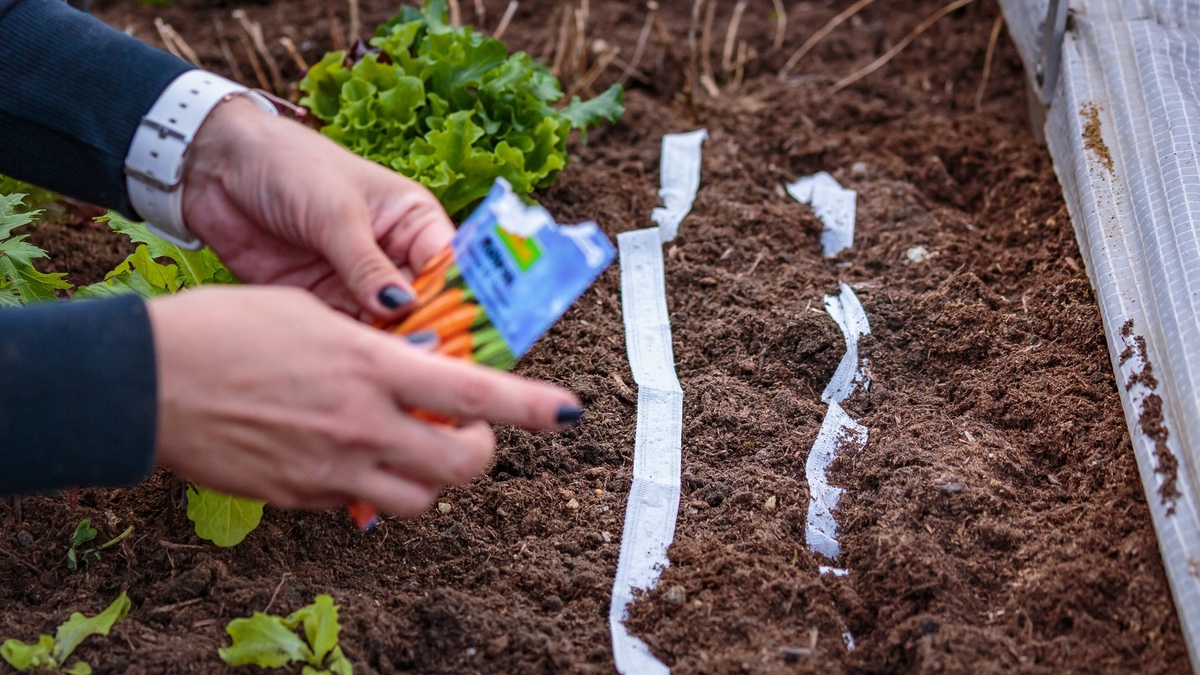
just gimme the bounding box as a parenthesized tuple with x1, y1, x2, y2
(186, 487, 265, 547)
(52, 593, 131, 664)
(298, 0, 623, 217)
(219, 613, 313, 668)
(221, 596, 351, 673)
(0, 593, 129, 673)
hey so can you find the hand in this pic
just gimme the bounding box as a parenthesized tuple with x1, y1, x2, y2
(147, 286, 583, 516)
(181, 97, 450, 320)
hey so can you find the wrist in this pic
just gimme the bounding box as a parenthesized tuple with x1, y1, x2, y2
(124, 71, 278, 250)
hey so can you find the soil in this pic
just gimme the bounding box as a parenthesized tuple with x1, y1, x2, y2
(2, 0, 1190, 673)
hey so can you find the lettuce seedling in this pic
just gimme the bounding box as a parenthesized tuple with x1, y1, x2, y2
(0, 193, 71, 306)
(299, 0, 624, 217)
(185, 486, 264, 548)
(220, 595, 352, 675)
(0, 592, 130, 674)
(66, 520, 134, 571)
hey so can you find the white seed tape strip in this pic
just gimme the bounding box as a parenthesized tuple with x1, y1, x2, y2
(806, 401, 867, 560)
(651, 129, 709, 242)
(610, 228, 683, 675)
(807, 285, 871, 563)
(786, 172, 858, 257)
(822, 282, 871, 404)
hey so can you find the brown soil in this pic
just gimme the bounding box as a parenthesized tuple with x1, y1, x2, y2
(2, 0, 1189, 673)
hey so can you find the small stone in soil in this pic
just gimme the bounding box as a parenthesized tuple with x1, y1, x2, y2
(851, 161, 868, 178)
(437, 502, 452, 514)
(566, 498, 580, 510)
(16, 530, 32, 547)
(939, 482, 966, 495)
(665, 585, 687, 606)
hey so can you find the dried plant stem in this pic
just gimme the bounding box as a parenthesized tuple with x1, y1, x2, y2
(155, 19, 201, 65)
(213, 17, 246, 82)
(573, 4, 589, 80)
(733, 39, 749, 90)
(279, 36, 309, 72)
(233, 10, 285, 93)
(651, 5, 681, 62)
(494, 1, 518, 39)
(474, 0, 487, 25)
(348, 0, 361, 45)
(722, 0, 747, 74)
(329, 13, 346, 52)
(778, 0, 880, 80)
(620, 2, 657, 85)
(975, 13, 1004, 111)
(155, 19, 185, 60)
(236, 29, 273, 90)
(540, 5, 563, 61)
(831, 0, 979, 93)
(687, 0, 704, 80)
(699, 0, 719, 96)
(448, 0, 462, 26)
(568, 46, 618, 97)
(771, 0, 788, 51)
(551, 6, 572, 77)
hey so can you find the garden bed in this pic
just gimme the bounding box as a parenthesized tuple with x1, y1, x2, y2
(2, 0, 1190, 672)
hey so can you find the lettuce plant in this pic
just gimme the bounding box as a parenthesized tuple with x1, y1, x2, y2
(1, 593, 130, 675)
(220, 595, 352, 675)
(299, 0, 623, 217)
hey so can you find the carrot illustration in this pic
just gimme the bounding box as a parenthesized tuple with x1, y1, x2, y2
(425, 303, 483, 341)
(393, 287, 473, 334)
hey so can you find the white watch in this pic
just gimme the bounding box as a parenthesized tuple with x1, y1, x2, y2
(124, 70, 278, 250)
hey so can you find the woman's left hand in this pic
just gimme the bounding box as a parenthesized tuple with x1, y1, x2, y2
(179, 96, 453, 320)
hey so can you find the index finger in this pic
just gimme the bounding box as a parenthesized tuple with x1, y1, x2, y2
(375, 337, 583, 430)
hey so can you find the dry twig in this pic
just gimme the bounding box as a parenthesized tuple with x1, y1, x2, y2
(770, 0, 788, 51)
(831, 0, 978, 93)
(568, 46, 619, 97)
(474, 0, 487, 25)
(733, 39, 750, 90)
(233, 10, 285, 93)
(329, 13, 346, 53)
(722, 0, 747, 74)
(552, 6, 574, 78)
(235, 29, 273, 91)
(494, 1, 519, 39)
(447, 0, 462, 26)
(348, 0, 361, 46)
(0, 546, 40, 576)
(778, 0, 880, 80)
(155, 19, 201, 65)
(212, 17, 246, 82)
(699, 0, 719, 96)
(279, 36, 309, 72)
(620, 2, 657, 85)
(975, 13, 1004, 111)
(263, 572, 293, 614)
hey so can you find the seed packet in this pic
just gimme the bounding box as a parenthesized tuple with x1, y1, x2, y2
(349, 178, 615, 529)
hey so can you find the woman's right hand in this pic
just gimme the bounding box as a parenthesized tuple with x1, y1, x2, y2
(146, 285, 582, 517)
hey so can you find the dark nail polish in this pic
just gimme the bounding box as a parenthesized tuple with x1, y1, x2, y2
(404, 331, 438, 347)
(556, 405, 584, 427)
(378, 285, 414, 310)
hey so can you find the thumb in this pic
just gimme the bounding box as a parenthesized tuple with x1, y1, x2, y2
(323, 221, 416, 319)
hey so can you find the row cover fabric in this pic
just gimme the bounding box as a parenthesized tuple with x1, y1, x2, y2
(997, 0, 1200, 668)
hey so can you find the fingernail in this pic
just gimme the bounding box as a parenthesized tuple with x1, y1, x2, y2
(404, 331, 438, 348)
(556, 404, 584, 428)
(378, 285, 414, 310)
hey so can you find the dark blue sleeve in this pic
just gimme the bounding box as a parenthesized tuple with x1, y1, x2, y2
(0, 0, 194, 216)
(0, 296, 158, 495)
